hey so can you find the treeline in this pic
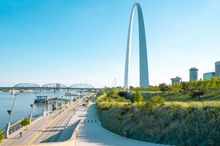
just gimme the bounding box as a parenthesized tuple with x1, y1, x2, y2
(133, 77, 220, 91)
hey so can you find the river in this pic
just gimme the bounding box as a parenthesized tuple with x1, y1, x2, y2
(0, 91, 73, 130)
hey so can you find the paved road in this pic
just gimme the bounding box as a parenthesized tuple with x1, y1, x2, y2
(0, 97, 86, 146)
(1, 97, 168, 146)
(76, 102, 167, 146)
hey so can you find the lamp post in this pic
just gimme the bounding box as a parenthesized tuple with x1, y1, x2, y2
(29, 104, 34, 123)
(5, 89, 17, 138)
(42, 100, 46, 117)
(69, 95, 71, 106)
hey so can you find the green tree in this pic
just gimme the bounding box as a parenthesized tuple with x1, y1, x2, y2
(129, 86, 135, 91)
(21, 118, 30, 130)
(0, 130, 4, 143)
(159, 83, 170, 93)
(132, 91, 143, 103)
(58, 102, 62, 109)
(107, 88, 118, 98)
(146, 86, 160, 91)
(170, 83, 181, 91)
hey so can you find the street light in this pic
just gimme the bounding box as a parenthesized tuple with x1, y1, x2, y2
(69, 95, 71, 106)
(42, 99, 46, 117)
(5, 89, 17, 138)
(29, 104, 34, 123)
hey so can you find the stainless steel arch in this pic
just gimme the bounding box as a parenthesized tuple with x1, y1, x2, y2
(124, 3, 149, 89)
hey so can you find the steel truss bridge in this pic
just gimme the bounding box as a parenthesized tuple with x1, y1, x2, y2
(0, 83, 99, 92)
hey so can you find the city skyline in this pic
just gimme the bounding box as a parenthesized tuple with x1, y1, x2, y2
(1, 0, 220, 87)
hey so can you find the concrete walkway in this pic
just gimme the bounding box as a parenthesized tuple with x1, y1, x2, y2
(76, 102, 167, 146)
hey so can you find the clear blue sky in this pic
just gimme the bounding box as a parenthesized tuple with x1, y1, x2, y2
(0, 0, 220, 87)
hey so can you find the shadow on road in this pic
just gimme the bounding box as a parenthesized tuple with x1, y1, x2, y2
(41, 120, 80, 143)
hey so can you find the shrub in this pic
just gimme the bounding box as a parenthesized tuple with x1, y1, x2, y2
(159, 83, 170, 93)
(132, 91, 143, 103)
(97, 90, 105, 97)
(118, 91, 133, 101)
(150, 96, 165, 106)
(21, 117, 30, 129)
(190, 90, 205, 99)
(97, 104, 220, 146)
(0, 130, 4, 143)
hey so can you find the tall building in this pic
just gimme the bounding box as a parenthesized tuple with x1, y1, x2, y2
(203, 72, 215, 80)
(189, 67, 198, 81)
(171, 76, 182, 85)
(124, 3, 149, 89)
(215, 61, 220, 77)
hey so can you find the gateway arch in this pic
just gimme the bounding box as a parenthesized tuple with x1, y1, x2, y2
(124, 3, 149, 89)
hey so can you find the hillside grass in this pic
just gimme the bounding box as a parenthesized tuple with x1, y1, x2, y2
(142, 89, 220, 101)
(96, 90, 220, 146)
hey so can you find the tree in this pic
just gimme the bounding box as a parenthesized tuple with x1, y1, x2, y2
(118, 91, 133, 101)
(146, 85, 160, 91)
(0, 130, 4, 143)
(132, 91, 143, 103)
(170, 83, 181, 91)
(21, 117, 30, 130)
(129, 86, 135, 91)
(58, 102, 62, 109)
(159, 83, 170, 93)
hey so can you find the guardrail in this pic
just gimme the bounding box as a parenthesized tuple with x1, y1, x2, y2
(14, 119, 82, 146)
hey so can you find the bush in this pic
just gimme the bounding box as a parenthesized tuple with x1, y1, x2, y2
(97, 103, 220, 146)
(159, 83, 170, 93)
(21, 117, 30, 129)
(118, 91, 133, 101)
(132, 91, 143, 103)
(150, 96, 165, 106)
(190, 90, 205, 99)
(0, 130, 4, 143)
(97, 90, 105, 97)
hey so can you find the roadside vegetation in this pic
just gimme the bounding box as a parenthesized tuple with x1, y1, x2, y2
(96, 77, 220, 146)
(0, 130, 4, 143)
(21, 117, 30, 130)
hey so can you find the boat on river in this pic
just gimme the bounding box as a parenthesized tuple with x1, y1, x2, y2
(34, 96, 50, 104)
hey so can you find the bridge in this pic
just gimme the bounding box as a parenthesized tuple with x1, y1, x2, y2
(0, 83, 99, 92)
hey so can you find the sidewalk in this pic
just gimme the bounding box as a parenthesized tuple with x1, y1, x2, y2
(76, 102, 167, 146)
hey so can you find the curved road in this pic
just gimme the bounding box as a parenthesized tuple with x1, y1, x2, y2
(76, 102, 167, 146)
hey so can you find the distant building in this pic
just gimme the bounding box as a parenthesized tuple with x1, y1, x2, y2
(215, 61, 220, 77)
(171, 76, 182, 85)
(189, 67, 198, 81)
(203, 72, 215, 80)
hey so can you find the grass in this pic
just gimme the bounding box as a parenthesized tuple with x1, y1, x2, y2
(166, 100, 220, 107)
(96, 90, 220, 146)
(0, 130, 4, 143)
(142, 89, 220, 101)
